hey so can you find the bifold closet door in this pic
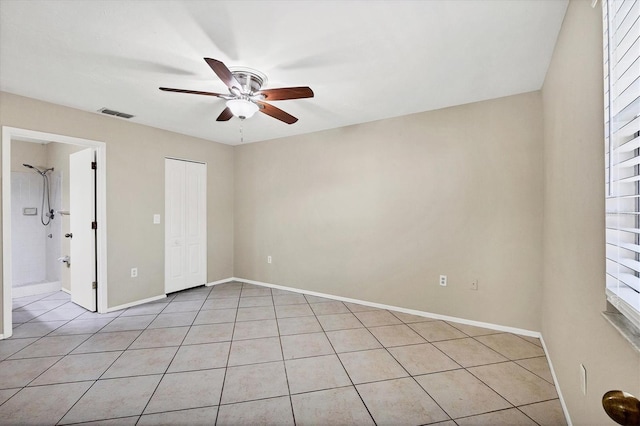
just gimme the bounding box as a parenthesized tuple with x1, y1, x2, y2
(165, 158, 207, 294)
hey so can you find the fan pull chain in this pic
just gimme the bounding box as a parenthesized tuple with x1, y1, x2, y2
(240, 122, 244, 144)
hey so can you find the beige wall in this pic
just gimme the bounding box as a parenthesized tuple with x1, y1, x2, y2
(0, 92, 234, 324)
(235, 92, 544, 331)
(541, 1, 640, 424)
(11, 139, 47, 171)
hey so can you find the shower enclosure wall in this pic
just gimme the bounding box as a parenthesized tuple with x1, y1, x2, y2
(11, 169, 62, 297)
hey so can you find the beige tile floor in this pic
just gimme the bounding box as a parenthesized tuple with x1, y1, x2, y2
(0, 282, 567, 425)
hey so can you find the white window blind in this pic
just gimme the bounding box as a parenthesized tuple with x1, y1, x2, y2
(603, 0, 640, 329)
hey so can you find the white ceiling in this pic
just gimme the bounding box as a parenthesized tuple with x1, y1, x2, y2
(0, 0, 568, 145)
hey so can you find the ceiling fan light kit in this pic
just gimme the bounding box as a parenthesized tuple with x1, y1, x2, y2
(226, 99, 259, 120)
(159, 57, 314, 125)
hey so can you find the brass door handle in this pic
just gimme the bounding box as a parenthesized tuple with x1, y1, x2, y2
(603, 390, 640, 425)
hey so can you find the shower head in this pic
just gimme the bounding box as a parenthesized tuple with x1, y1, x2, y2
(23, 164, 53, 175)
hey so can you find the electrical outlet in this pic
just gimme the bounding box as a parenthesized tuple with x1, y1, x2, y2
(471, 279, 478, 290)
(267, 256, 272, 264)
(439, 275, 447, 286)
(131, 267, 138, 278)
(580, 364, 587, 395)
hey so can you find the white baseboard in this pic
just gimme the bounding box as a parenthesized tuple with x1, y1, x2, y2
(106, 294, 166, 313)
(229, 277, 540, 338)
(540, 336, 572, 426)
(206, 277, 236, 287)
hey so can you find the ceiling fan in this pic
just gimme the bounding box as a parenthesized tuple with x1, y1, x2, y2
(159, 58, 314, 124)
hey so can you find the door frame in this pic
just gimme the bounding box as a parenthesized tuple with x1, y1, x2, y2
(2, 126, 108, 338)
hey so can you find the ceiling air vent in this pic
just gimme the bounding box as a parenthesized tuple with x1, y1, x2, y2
(98, 107, 134, 119)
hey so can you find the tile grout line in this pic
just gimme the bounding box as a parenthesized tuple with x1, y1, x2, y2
(213, 281, 243, 425)
(307, 298, 379, 426)
(271, 285, 297, 426)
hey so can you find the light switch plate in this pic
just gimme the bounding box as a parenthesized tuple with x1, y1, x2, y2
(153, 214, 161, 224)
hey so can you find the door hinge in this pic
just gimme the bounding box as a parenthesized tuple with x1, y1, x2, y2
(91, 221, 98, 230)
(92, 282, 97, 289)
(91, 161, 97, 170)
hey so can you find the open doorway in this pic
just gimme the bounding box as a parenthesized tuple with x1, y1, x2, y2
(2, 127, 108, 339)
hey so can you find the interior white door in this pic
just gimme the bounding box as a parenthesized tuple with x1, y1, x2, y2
(165, 158, 207, 293)
(69, 148, 96, 311)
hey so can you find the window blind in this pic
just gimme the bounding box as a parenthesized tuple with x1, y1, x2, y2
(603, 0, 640, 329)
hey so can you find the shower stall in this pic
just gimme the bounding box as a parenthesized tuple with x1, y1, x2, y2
(11, 165, 63, 297)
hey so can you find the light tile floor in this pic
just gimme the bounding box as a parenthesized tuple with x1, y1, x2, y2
(0, 282, 567, 425)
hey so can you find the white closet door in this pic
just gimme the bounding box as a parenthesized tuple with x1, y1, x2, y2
(165, 158, 206, 293)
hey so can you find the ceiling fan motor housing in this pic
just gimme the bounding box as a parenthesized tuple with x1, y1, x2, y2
(229, 67, 267, 95)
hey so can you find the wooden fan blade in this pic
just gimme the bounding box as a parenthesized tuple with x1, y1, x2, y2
(216, 107, 233, 122)
(256, 86, 314, 101)
(159, 87, 226, 97)
(256, 101, 298, 124)
(204, 58, 241, 90)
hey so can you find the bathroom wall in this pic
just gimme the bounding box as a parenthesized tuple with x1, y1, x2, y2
(11, 170, 48, 286)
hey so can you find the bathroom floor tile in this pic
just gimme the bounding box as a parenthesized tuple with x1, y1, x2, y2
(238, 296, 274, 308)
(221, 361, 289, 404)
(0, 381, 92, 425)
(391, 311, 434, 323)
(277, 316, 323, 335)
(273, 294, 307, 305)
(357, 377, 449, 425)
(455, 408, 537, 425)
(326, 328, 382, 353)
(285, 354, 351, 394)
(409, 321, 467, 342)
(201, 297, 239, 310)
(280, 332, 334, 359)
(99, 315, 156, 333)
(353, 310, 403, 327)
(31, 351, 122, 385)
(388, 343, 460, 375)
(138, 406, 218, 425)
(275, 304, 314, 318)
(147, 311, 197, 329)
(515, 356, 554, 383)
(0, 338, 38, 360)
(519, 399, 567, 425)
(183, 322, 234, 345)
(9, 334, 91, 359)
(0, 356, 61, 389)
(102, 347, 177, 378)
(217, 396, 294, 426)
(309, 301, 350, 315)
(368, 324, 426, 347)
(59, 375, 162, 424)
(232, 319, 279, 340)
(433, 337, 508, 367)
(291, 387, 374, 426)
(193, 308, 237, 325)
(11, 321, 67, 338)
(338, 349, 408, 384)
(228, 336, 283, 366)
(415, 369, 511, 418)
(167, 341, 230, 373)
(468, 362, 558, 406)
(316, 313, 364, 331)
(144, 369, 225, 414)
(129, 327, 189, 349)
(72, 330, 142, 354)
(475, 333, 545, 360)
